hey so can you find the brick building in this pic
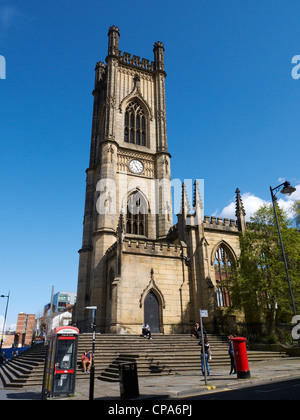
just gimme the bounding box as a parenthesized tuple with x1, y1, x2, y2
(14, 313, 36, 347)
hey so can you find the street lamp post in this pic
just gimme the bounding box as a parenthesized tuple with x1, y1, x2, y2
(85, 306, 97, 401)
(0, 291, 10, 352)
(270, 181, 297, 317)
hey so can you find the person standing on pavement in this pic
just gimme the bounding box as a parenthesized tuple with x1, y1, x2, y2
(199, 337, 210, 376)
(228, 335, 236, 375)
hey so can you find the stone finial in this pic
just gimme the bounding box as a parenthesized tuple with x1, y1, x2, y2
(107, 25, 120, 57)
(180, 183, 191, 216)
(193, 180, 204, 226)
(235, 188, 246, 233)
(193, 180, 204, 209)
(153, 41, 165, 50)
(153, 41, 165, 72)
(117, 211, 125, 236)
(94, 62, 106, 89)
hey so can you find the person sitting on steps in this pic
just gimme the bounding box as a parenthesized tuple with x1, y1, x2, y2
(142, 322, 152, 339)
(81, 349, 92, 372)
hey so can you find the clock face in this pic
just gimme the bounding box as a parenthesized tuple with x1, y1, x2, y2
(129, 159, 144, 174)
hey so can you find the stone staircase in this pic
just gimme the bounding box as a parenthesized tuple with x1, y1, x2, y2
(0, 334, 289, 388)
(0, 344, 46, 388)
(76, 334, 289, 382)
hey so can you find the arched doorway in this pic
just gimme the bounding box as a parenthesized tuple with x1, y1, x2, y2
(144, 291, 160, 333)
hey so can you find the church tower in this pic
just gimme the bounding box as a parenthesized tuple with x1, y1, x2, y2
(75, 27, 176, 332)
(75, 26, 244, 335)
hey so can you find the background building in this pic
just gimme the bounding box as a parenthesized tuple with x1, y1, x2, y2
(52, 291, 77, 313)
(14, 313, 36, 347)
(44, 291, 76, 316)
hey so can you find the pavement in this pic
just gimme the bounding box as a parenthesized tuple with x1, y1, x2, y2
(1, 357, 299, 400)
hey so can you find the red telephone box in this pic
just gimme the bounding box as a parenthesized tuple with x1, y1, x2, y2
(43, 326, 79, 398)
(232, 337, 251, 379)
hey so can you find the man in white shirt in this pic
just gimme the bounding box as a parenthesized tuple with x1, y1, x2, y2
(142, 322, 152, 339)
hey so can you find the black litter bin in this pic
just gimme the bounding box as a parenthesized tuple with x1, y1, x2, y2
(119, 362, 139, 399)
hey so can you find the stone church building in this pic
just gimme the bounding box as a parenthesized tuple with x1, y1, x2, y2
(74, 26, 246, 334)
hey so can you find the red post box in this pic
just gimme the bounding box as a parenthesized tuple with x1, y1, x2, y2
(231, 337, 251, 379)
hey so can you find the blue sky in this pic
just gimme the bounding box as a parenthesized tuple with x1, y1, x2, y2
(0, 0, 299, 329)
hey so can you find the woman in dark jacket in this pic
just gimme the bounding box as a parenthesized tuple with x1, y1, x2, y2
(228, 335, 236, 375)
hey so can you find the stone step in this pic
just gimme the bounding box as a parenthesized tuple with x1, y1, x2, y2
(0, 334, 289, 388)
(0, 345, 47, 388)
(77, 334, 288, 382)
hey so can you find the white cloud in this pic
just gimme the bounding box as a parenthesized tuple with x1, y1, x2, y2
(218, 185, 300, 221)
(218, 193, 267, 221)
(8, 323, 16, 332)
(0, 315, 16, 333)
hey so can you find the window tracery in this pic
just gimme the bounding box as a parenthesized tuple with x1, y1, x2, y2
(214, 245, 233, 307)
(124, 100, 147, 146)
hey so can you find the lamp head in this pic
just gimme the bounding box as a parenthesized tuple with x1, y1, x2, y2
(280, 181, 296, 196)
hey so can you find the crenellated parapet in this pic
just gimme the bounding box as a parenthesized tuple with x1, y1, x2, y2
(203, 215, 238, 232)
(124, 237, 181, 258)
(119, 52, 155, 71)
(106, 26, 164, 74)
(105, 237, 183, 259)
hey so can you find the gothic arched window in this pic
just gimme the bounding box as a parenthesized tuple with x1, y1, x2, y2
(126, 191, 148, 236)
(124, 100, 147, 146)
(214, 245, 234, 307)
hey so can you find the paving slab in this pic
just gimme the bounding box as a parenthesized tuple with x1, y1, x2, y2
(66, 357, 300, 400)
(1, 357, 299, 401)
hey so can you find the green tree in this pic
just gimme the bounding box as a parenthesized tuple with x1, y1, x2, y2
(292, 200, 300, 228)
(229, 204, 300, 332)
